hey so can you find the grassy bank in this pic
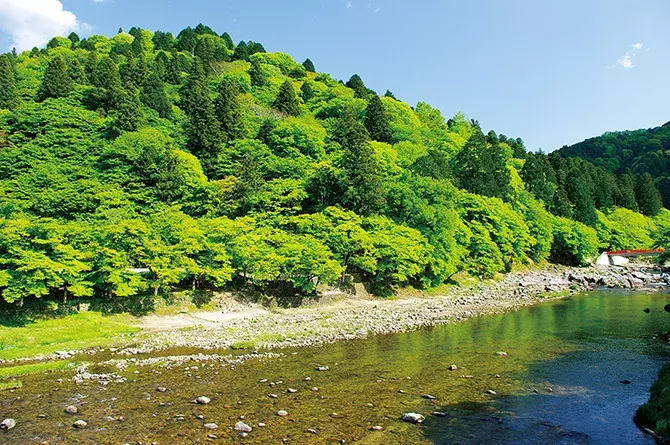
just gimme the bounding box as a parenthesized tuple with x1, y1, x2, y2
(0, 311, 139, 361)
(635, 363, 670, 438)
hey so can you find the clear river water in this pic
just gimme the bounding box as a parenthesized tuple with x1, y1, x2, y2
(1, 289, 669, 444)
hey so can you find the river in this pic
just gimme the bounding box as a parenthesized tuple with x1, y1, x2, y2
(1, 290, 669, 444)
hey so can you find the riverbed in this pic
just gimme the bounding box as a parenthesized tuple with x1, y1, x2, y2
(1, 289, 669, 444)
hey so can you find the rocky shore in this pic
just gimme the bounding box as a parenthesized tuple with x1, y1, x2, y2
(125, 263, 669, 356)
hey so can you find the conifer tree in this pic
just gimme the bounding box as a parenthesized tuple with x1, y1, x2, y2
(165, 49, 182, 84)
(221, 32, 234, 50)
(567, 174, 597, 226)
(635, 173, 662, 216)
(232, 41, 249, 61)
(272, 81, 300, 116)
(85, 51, 99, 84)
(364, 95, 392, 143)
(384, 90, 396, 99)
(214, 77, 243, 140)
(175, 27, 197, 53)
(68, 58, 87, 84)
(36, 56, 73, 101)
(346, 74, 368, 99)
(131, 31, 146, 55)
(94, 56, 121, 90)
(141, 72, 172, 118)
(152, 31, 175, 51)
(154, 51, 169, 80)
(302, 58, 315, 72)
(108, 87, 143, 136)
(181, 59, 222, 161)
(249, 58, 267, 86)
(0, 54, 17, 109)
(617, 171, 639, 211)
(300, 81, 314, 101)
(337, 110, 385, 215)
(194, 37, 214, 74)
(453, 130, 512, 200)
(67, 32, 80, 45)
(247, 42, 266, 55)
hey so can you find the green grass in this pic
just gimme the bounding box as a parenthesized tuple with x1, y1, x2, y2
(0, 380, 22, 391)
(230, 341, 256, 350)
(635, 364, 670, 437)
(0, 361, 77, 379)
(0, 311, 140, 361)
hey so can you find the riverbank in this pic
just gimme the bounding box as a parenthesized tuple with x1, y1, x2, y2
(1, 263, 667, 366)
(636, 363, 670, 443)
(119, 263, 668, 357)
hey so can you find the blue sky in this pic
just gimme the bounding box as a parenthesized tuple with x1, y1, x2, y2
(0, 0, 668, 152)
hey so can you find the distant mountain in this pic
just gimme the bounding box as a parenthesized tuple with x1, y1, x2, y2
(556, 122, 670, 207)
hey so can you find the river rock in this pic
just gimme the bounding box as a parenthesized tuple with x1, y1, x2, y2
(235, 421, 252, 432)
(156, 386, 167, 392)
(486, 389, 497, 395)
(496, 351, 508, 357)
(643, 308, 650, 313)
(288, 388, 298, 393)
(432, 411, 448, 417)
(204, 423, 218, 430)
(268, 394, 278, 398)
(194, 396, 210, 405)
(277, 410, 289, 417)
(64, 405, 78, 414)
(449, 364, 458, 371)
(0, 418, 16, 431)
(316, 366, 329, 371)
(372, 425, 383, 431)
(306, 428, 317, 434)
(421, 394, 436, 400)
(401, 412, 425, 424)
(73, 420, 87, 428)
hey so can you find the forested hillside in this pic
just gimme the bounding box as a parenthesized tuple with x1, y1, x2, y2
(557, 123, 670, 208)
(0, 25, 667, 305)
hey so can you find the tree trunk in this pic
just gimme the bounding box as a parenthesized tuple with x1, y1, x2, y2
(63, 287, 67, 305)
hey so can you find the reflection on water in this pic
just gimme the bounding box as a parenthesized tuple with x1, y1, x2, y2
(1, 291, 668, 444)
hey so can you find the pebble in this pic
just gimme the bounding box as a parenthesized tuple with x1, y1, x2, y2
(234, 421, 252, 432)
(64, 405, 78, 414)
(372, 425, 383, 431)
(486, 390, 497, 395)
(194, 396, 211, 405)
(258, 422, 266, 427)
(316, 366, 329, 371)
(259, 379, 268, 383)
(432, 411, 448, 417)
(204, 423, 218, 430)
(0, 418, 16, 431)
(422, 394, 436, 400)
(311, 387, 319, 391)
(196, 414, 205, 420)
(449, 364, 458, 371)
(277, 410, 288, 417)
(268, 394, 278, 398)
(240, 432, 248, 438)
(401, 412, 425, 424)
(496, 351, 508, 357)
(306, 428, 318, 434)
(304, 377, 311, 381)
(288, 388, 298, 393)
(73, 420, 87, 428)
(156, 386, 167, 392)
(207, 434, 218, 439)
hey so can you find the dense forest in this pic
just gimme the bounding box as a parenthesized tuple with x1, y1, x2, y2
(0, 25, 667, 305)
(557, 122, 670, 208)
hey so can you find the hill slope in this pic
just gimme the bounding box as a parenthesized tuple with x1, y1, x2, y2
(557, 122, 670, 207)
(0, 25, 667, 306)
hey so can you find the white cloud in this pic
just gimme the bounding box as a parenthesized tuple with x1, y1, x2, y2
(616, 41, 645, 69)
(346, 1, 352, 8)
(0, 0, 88, 51)
(617, 54, 634, 69)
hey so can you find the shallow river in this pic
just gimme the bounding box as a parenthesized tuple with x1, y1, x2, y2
(1, 290, 669, 444)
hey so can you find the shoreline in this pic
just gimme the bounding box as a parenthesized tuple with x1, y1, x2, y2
(2, 263, 667, 366)
(123, 263, 668, 356)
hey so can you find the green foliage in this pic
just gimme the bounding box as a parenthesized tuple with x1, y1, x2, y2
(141, 72, 172, 118)
(0, 54, 17, 109)
(303, 58, 315, 72)
(214, 77, 243, 140)
(606, 207, 656, 250)
(550, 216, 599, 266)
(636, 173, 663, 216)
(300, 81, 314, 102)
(364, 95, 392, 143)
(346, 74, 368, 99)
(635, 364, 670, 437)
(36, 56, 73, 101)
(272, 80, 301, 116)
(454, 130, 512, 200)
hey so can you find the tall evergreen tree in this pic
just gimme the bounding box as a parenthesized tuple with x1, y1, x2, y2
(214, 78, 243, 140)
(181, 59, 222, 163)
(108, 87, 143, 136)
(194, 37, 214, 74)
(272, 81, 300, 116)
(85, 51, 99, 84)
(635, 173, 663, 216)
(67, 32, 80, 45)
(0, 54, 18, 109)
(364, 95, 392, 143)
(232, 41, 249, 61)
(36, 56, 73, 101)
(453, 130, 512, 200)
(337, 110, 385, 215)
(249, 58, 267, 86)
(220, 32, 234, 50)
(152, 31, 175, 51)
(154, 51, 169, 80)
(617, 171, 639, 211)
(67, 58, 87, 84)
(520, 153, 556, 204)
(141, 72, 172, 118)
(175, 27, 198, 53)
(567, 174, 597, 226)
(131, 31, 146, 55)
(346, 74, 368, 99)
(300, 81, 314, 101)
(165, 49, 182, 85)
(384, 89, 396, 99)
(247, 41, 266, 55)
(302, 58, 315, 72)
(94, 56, 121, 90)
